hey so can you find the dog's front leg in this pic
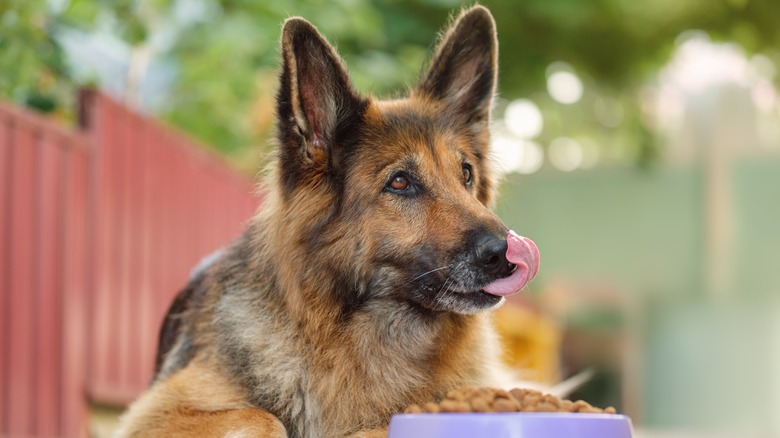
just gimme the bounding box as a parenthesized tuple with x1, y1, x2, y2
(116, 362, 288, 437)
(119, 408, 288, 438)
(349, 428, 388, 438)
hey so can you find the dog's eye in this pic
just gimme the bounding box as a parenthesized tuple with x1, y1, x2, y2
(389, 175, 409, 191)
(385, 172, 421, 197)
(462, 164, 473, 185)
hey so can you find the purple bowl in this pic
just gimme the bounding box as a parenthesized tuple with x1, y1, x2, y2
(388, 412, 634, 438)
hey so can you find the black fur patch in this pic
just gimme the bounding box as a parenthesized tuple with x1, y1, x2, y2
(154, 276, 201, 377)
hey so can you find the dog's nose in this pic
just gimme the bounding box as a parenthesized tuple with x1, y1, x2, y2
(475, 236, 514, 277)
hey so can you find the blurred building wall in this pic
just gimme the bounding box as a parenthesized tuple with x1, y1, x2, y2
(494, 158, 780, 434)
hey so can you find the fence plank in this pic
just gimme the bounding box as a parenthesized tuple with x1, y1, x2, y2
(34, 131, 65, 435)
(137, 119, 154, 386)
(0, 112, 12, 432)
(125, 111, 146, 389)
(61, 148, 90, 437)
(89, 96, 122, 400)
(7, 122, 38, 435)
(116, 99, 131, 393)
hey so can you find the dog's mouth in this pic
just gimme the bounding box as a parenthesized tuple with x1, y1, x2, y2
(415, 282, 504, 313)
(412, 280, 513, 314)
(418, 262, 518, 295)
(410, 231, 540, 314)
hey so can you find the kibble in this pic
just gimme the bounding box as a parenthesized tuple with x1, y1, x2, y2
(404, 387, 617, 415)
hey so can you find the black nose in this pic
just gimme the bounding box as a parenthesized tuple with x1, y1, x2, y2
(475, 235, 514, 277)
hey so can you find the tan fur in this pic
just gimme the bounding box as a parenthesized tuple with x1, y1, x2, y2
(115, 361, 287, 437)
(117, 6, 512, 438)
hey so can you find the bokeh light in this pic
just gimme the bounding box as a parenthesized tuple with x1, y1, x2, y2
(546, 63, 583, 104)
(504, 98, 544, 138)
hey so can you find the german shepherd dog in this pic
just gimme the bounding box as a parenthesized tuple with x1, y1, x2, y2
(116, 5, 539, 437)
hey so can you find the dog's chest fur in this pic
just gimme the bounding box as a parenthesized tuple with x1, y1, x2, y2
(201, 250, 498, 438)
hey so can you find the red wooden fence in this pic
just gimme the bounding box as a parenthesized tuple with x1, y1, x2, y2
(0, 99, 91, 438)
(0, 90, 259, 437)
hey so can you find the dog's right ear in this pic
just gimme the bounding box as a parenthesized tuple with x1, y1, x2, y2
(276, 18, 366, 192)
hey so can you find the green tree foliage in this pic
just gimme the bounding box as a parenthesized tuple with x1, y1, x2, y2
(482, 0, 780, 92)
(0, 0, 74, 116)
(2, 0, 778, 164)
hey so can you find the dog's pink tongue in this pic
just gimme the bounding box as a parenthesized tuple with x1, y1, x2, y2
(482, 231, 539, 296)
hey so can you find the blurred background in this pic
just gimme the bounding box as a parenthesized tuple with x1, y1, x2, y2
(1, 0, 779, 437)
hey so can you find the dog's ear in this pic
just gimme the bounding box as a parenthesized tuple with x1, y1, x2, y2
(415, 6, 498, 132)
(276, 18, 365, 189)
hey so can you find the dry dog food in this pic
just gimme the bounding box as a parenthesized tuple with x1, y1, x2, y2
(404, 387, 617, 414)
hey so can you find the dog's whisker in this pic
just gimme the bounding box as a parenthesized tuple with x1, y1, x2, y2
(432, 277, 455, 310)
(407, 265, 451, 284)
(431, 278, 446, 305)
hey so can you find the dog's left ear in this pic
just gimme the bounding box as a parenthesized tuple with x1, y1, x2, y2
(276, 18, 366, 190)
(415, 6, 498, 133)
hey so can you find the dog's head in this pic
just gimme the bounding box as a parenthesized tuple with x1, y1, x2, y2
(271, 6, 538, 315)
